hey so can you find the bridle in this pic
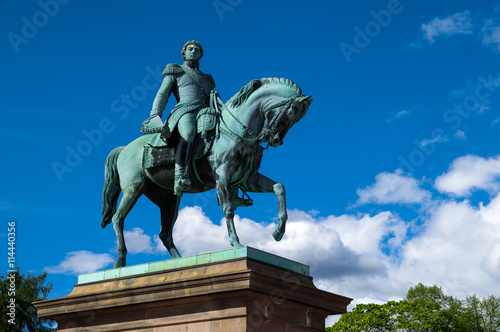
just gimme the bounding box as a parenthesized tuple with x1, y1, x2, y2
(212, 90, 295, 147)
(257, 99, 294, 145)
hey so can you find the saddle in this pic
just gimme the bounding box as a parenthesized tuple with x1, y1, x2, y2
(142, 133, 210, 169)
(143, 92, 223, 169)
(142, 134, 176, 168)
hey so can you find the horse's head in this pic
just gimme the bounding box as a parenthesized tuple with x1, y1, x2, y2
(259, 95, 312, 147)
(225, 77, 312, 146)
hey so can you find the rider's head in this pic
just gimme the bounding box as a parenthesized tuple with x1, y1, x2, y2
(182, 40, 204, 62)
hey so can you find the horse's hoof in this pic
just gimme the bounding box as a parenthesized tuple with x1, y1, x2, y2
(230, 240, 244, 248)
(113, 257, 126, 268)
(272, 224, 284, 241)
(169, 248, 182, 259)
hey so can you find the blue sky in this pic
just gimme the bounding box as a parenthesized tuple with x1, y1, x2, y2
(2, 0, 500, 323)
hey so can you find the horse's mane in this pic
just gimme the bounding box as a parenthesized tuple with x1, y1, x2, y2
(228, 77, 302, 108)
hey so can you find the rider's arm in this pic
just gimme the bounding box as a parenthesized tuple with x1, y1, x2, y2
(150, 74, 175, 118)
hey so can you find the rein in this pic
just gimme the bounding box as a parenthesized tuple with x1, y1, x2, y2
(212, 91, 260, 144)
(211, 91, 292, 147)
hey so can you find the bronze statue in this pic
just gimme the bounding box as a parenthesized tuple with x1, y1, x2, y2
(102, 41, 312, 268)
(141, 40, 215, 196)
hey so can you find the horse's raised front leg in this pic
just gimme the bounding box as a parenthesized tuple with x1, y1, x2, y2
(146, 192, 182, 258)
(242, 173, 287, 241)
(112, 182, 143, 268)
(215, 164, 242, 247)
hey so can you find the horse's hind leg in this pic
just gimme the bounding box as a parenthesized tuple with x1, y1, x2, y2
(241, 172, 287, 241)
(112, 182, 143, 268)
(146, 192, 182, 258)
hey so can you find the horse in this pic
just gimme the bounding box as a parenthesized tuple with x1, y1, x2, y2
(101, 77, 312, 268)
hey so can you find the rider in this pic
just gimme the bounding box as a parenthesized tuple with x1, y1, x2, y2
(141, 40, 215, 196)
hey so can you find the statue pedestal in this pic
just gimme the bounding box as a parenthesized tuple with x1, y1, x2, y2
(35, 247, 351, 331)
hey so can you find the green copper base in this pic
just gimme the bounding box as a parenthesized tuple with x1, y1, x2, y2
(77, 247, 309, 284)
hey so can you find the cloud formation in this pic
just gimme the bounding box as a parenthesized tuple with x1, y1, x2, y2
(45, 155, 500, 317)
(168, 207, 406, 283)
(417, 9, 500, 54)
(395, 196, 500, 297)
(45, 251, 114, 275)
(386, 109, 410, 123)
(481, 19, 500, 51)
(356, 170, 431, 205)
(419, 135, 449, 147)
(422, 11, 473, 43)
(454, 130, 466, 141)
(153, 178, 500, 306)
(435, 155, 500, 196)
(123, 227, 155, 254)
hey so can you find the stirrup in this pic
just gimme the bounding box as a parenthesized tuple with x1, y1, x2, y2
(232, 191, 253, 209)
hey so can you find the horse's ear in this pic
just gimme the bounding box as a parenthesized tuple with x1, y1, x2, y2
(296, 95, 312, 104)
(304, 95, 312, 105)
(295, 96, 313, 109)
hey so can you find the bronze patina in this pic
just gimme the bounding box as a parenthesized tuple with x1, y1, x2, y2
(102, 41, 312, 268)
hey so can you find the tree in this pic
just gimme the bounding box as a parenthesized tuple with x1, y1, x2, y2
(405, 283, 463, 331)
(328, 283, 500, 332)
(0, 269, 55, 332)
(460, 294, 500, 332)
(328, 300, 445, 331)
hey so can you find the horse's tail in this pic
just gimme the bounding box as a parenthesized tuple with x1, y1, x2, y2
(101, 146, 125, 228)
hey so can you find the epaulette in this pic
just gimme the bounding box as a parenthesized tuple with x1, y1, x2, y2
(162, 63, 184, 76)
(206, 74, 216, 88)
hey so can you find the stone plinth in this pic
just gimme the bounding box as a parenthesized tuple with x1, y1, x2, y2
(34, 247, 351, 331)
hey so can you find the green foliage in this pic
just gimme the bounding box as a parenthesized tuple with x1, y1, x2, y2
(328, 283, 500, 332)
(329, 300, 444, 331)
(0, 269, 55, 332)
(459, 294, 500, 332)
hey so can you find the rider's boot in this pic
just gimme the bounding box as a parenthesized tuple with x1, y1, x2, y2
(174, 138, 192, 196)
(231, 187, 253, 209)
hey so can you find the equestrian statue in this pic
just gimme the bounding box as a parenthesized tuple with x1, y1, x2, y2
(101, 41, 312, 268)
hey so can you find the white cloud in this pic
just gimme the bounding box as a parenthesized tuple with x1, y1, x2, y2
(165, 206, 405, 280)
(45, 251, 113, 275)
(435, 155, 500, 196)
(422, 11, 473, 43)
(77, 155, 500, 322)
(395, 196, 500, 298)
(481, 19, 500, 51)
(454, 130, 466, 141)
(387, 110, 410, 122)
(356, 170, 431, 205)
(481, 243, 500, 279)
(108, 173, 500, 319)
(123, 227, 154, 254)
(419, 135, 449, 147)
(172, 206, 230, 256)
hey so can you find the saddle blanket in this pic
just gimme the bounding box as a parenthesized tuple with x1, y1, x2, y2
(143, 134, 175, 168)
